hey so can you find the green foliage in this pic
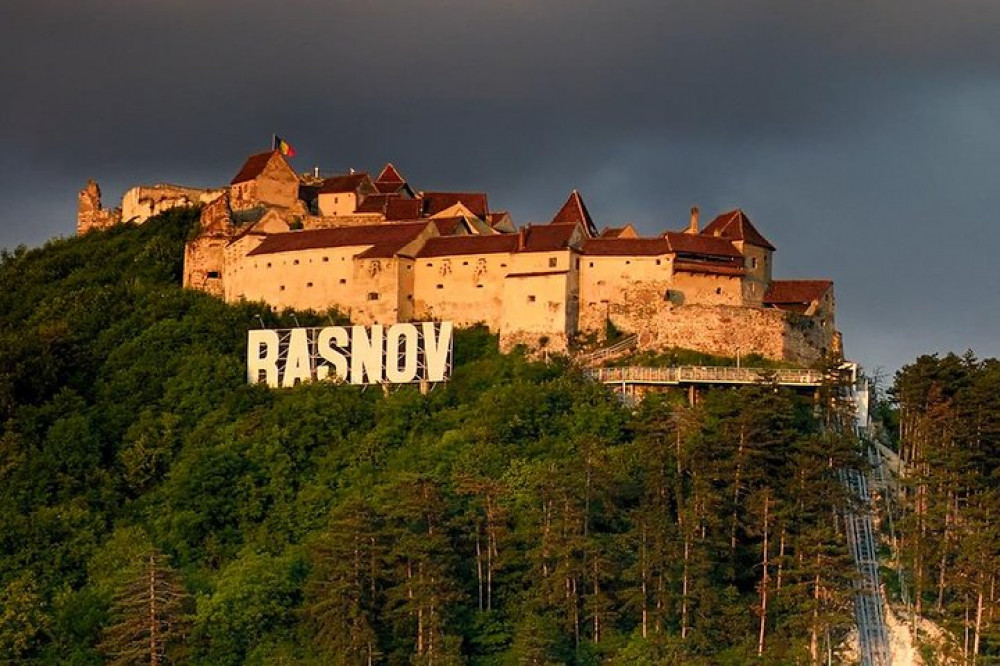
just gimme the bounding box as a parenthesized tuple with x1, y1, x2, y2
(1, 213, 865, 663)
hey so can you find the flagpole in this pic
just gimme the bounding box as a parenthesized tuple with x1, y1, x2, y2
(271, 134, 276, 151)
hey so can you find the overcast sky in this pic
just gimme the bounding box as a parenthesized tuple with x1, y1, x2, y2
(3, 0, 998, 375)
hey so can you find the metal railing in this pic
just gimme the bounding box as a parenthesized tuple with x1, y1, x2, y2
(587, 365, 824, 387)
(578, 334, 639, 366)
(841, 460, 892, 666)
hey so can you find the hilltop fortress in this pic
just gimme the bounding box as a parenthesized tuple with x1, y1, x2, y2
(78, 151, 840, 363)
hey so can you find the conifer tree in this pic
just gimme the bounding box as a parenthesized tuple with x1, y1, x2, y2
(97, 549, 188, 666)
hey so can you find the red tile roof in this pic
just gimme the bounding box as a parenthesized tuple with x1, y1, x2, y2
(430, 217, 469, 236)
(423, 192, 489, 218)
(701, 209, 776, 251)
(599, 226, 626, 238)
(663, 232, 742, 258)
(416, 234, 520, 258)
(385, 198, 423, 221)
(376, 163, 405, 183)
(319, 173, 371, 194)
(551, 190, 598, 237)
(764, 280, 832, 306)
(246, 222, 428, 256)
(581, 238, 672, 256)
(375, 181, 405, 194)
(522, 224, 578, 252)
(231, 151, 284, 185)
(354, 193, 398, 214)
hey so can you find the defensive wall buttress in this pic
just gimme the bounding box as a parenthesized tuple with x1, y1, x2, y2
(78, 151, 841, 363)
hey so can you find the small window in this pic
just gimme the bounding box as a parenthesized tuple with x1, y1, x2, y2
(279, 285, 285, 291)
(751, 257, 758, 269)
(426, 262, 433, 267)
(334, 196, 339, 204)
(367, 292, 379, 301)
(625, 260, 631, 265)
(293, 259, 299, 265)
(589, 262, 594, 267)
(528, 295, 536, 303)
(437, 284, 444, 289)
(548, 257, 557, 268)
(207, 271, 220, 278)
(463, 261, 469, 266)
(500, 263, 507, 268)
(267, 262, 272, 268)
(339, 278, 347, 285)
(307, 282, 313, 288)
(715, 287, 722, 295)
(655, 259, 661, 266)
(323, 256, 329, 262)
(477, 284, 484, 289)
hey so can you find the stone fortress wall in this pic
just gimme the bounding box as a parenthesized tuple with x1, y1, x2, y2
(78, 151, 840, 364)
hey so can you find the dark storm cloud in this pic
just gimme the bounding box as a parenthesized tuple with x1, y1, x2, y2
(2, 0, 999, 372)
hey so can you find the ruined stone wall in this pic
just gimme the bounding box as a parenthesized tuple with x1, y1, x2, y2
(183, 195, 236, 295)
(601, 279, 835, 364)
(578, 254, 673, 338)
(77, 180, 122, 234)
(413, 252, 512, 330)
(183, 236, 227, 297)
(121, 184, 224, 225)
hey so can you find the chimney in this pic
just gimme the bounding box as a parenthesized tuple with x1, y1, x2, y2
(687, 206, 700, 234)
(517, 227, 526, 251)
(313, 166, 319, 178)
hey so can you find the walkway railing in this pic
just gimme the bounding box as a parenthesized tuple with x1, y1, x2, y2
(587, 365, 824, 387)
(578, 334, 639, 367)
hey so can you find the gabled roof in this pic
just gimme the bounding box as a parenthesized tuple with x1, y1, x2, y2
(522, 223, 579, 252)
(385, 198, 423, 221)
(430, 217, 472, 236)
(354, 193, 396, 214)
(764, 280, 832, 307)
(376, 162, 405, 184)
(416, 234, 520, 258)
(319, 173, 371, 194)
(663, 232, 742, 258)
(701, 209, 776, 251)
(551, 190, 598, 237)
(231, 151, 288, 185)
(375, 181, 406, 195)
(422, 192, 489, 219)
(246, 222, 428, 256)
(599, 223, 638, 239)
(581, 238, 672, 256)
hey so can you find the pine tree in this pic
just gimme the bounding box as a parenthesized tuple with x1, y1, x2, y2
(97, 549, 188, 666)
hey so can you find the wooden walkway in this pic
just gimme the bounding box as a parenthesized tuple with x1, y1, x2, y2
(587, 365, 824, 387)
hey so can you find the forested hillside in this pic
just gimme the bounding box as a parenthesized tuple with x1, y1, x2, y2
(0, 210, 863, 664)
(886, 354, 1000, 661)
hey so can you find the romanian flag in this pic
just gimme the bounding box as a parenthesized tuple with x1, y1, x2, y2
(274, 135, 296, 157)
